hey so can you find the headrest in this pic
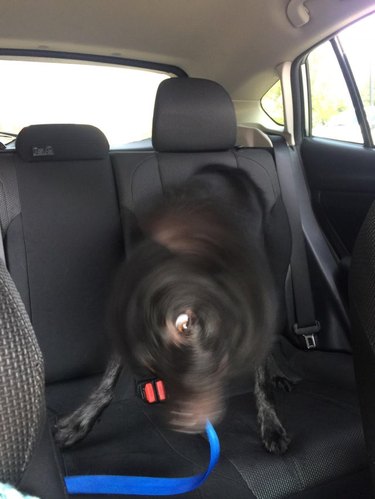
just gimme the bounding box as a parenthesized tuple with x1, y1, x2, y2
(152, 78, 236, 152)
(16, 124, 109, 162)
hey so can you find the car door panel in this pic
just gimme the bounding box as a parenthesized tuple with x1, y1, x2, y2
(301, 137, 375, 257)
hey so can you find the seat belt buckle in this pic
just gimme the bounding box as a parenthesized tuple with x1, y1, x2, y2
(293, 320, 320, 350)
(138, 379, 167, 404)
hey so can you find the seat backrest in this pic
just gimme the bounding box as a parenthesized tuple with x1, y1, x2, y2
(350, 201, 375, 353)
(349, 200, 375, 488)
(0, 257, 44, 486)
(4, 124, 124, 384)
(113, 78, 291, 325)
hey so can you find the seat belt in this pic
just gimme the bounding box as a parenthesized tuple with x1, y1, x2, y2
(271, 135, 320, 349)
(65, 420, 220, 496)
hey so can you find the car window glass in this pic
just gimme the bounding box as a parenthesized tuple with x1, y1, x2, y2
(0, 58, 171, 148)
(308, 41, 362, 143)
(338, 14, 375, 144)
(261, 80, 284, 125)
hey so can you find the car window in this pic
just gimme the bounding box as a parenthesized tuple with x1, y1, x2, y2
(261, 80, 284, 125)
(0, 58, 171, 148)
(307, 41, 362, 143)
(306, 12, 375, 146)
(339, 15, 375, 144)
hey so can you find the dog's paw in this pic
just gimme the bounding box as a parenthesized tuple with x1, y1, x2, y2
(260, 420, 290, 455)
(54, 413, 94, 448)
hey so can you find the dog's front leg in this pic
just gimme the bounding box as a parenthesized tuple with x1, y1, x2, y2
(54, 356, 123, 447)
(254, 363, 290, 455)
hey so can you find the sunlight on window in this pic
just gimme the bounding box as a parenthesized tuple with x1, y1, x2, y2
(308, 12, 375, 144)
(339, 14, 375, 141)
(0, 59, 170, 147)
(308, 41, 362, 143)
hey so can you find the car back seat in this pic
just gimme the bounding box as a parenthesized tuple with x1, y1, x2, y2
(0, 123, 125, 498)
(108, 78, 371, 498)
(0, 83, 371, 498)
(0, 255, 67, 499)
(1, 122, 254, 499)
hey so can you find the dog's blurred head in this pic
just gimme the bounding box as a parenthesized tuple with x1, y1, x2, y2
(111, 166, 278, 433)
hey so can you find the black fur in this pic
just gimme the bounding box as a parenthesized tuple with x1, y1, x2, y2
(55, 165, 291, 454)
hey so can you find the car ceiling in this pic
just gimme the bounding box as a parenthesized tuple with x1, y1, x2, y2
(0, 0, 374, 102)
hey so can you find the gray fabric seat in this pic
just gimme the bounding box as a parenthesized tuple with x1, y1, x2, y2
(0, 82, 371, 498)
(0, 256, 44, 486)
(350, 201, 375, 492)
(3, 122, 254, 498)
(1, 124, 124, 496)
(8, 124, 124, 384)
(0, 257, 66, 498)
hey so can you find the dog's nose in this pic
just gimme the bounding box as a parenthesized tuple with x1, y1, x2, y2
(175, 311, 195, 333)
(175, 313, 190, 333)
(166, 311, 197, 345)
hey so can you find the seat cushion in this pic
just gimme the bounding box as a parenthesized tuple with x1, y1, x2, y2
(48, 339, 370, 499)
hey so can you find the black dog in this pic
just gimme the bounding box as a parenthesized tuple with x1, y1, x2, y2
(54, 165, 291, 454)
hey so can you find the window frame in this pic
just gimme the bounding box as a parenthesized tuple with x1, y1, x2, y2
(298, 15, 375, 148)
(260, 80, 285, 126)
(0, 48, 187, 78)
(0, 49, 187, 150)
(330, 37, 373, 147)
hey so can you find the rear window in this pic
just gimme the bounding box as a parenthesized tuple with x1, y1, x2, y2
(261, 80, 284, 126)
(0, 58, 172, 148)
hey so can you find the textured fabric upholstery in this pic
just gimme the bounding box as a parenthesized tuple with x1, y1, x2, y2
(349, 200, 375, 490)
(152, 78, 237, 152)
(0, 258, 44, 485)
(350, 201, 375, 353)
(9, 124, 124, 383)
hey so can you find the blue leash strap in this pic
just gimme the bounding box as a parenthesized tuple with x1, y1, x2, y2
(65, 421, 220, 496)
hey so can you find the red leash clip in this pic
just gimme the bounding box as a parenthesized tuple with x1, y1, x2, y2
(138, 379, 167, 404)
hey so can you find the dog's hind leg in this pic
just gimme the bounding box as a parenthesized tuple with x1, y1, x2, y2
(54, 356, 123, 447)
(267, 350, 301, 393)
(254, 362, 290, 455)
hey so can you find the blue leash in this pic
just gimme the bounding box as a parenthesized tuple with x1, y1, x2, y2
(65, 421, 220, 496)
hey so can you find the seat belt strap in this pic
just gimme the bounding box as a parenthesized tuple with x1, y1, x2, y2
(65, 420, 220, 496)
(271, 135, 320, 349)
